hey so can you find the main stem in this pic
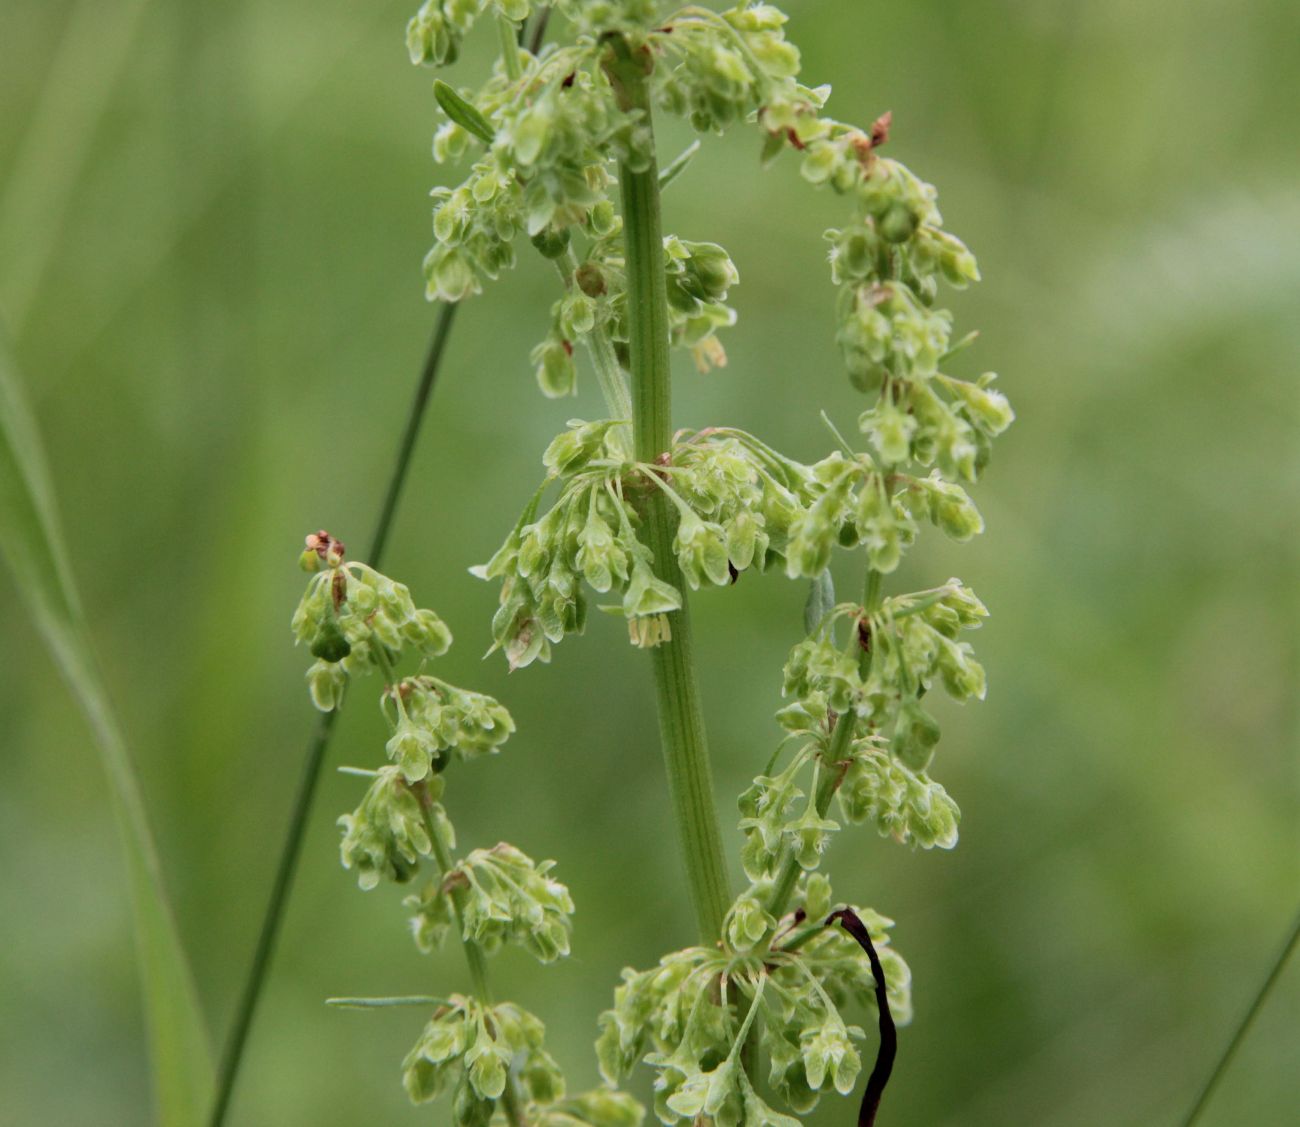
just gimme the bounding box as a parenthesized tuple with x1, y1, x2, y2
(610, 43, 729, 943)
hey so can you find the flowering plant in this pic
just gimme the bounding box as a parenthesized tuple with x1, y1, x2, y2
(294, 3, 1012, 1122)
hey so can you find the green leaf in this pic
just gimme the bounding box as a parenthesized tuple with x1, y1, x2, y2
(0, 324, 213, 1126)
(433, 80, 496, 144)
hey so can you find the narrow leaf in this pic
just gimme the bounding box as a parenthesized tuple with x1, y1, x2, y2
(659, 139, 701, 191)
(433, 80, 496, 144)
(326, 995, 450, 1010)
(0, 324, 213, 1126)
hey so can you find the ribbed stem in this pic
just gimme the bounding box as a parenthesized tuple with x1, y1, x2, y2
(607, 40, 730, 943)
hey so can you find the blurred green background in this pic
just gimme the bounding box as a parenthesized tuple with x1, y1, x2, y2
(2, 1, 1296, 1124)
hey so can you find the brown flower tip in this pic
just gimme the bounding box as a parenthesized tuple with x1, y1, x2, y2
(869, 110, 892, 149)
(305, 529, 346, 566)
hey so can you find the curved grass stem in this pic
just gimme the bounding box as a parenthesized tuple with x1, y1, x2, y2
(207, 304, 460, 1127)
(1180, 909, 1300, 1126)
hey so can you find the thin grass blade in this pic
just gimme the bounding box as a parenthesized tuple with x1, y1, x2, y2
(0, 324, 213, 1126)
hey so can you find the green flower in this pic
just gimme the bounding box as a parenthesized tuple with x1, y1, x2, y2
(337, 767, 440, 889)
(451, 843, 575, 963)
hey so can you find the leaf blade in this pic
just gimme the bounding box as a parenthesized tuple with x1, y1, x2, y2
(0, 324, 213, 1126)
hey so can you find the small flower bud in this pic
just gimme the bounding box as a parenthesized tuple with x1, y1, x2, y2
(879, 198, 919, 243)
(530, 226, 571, 259)
(532, 337, 576, 398)
(622, 561, 681, 618)
(892, 698, 941, 771)
(387, 721, 438, 782)
(575, 261, 607, 297)
(310, 618, 351, 662)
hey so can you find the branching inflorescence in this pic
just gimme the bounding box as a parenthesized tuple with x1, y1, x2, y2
(293, 2, 1012, 1124)
(293, 530, 639, 1125)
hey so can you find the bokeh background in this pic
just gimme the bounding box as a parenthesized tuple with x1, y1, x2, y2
(1, 1, 1297, 1124)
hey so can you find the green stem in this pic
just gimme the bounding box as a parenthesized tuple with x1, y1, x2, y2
(1181, 908, 1300, 1126)
(497, 15, 523, 81)
(607, 40, 730, 943)
(764, 706, 856, 921)
(555, 249, 632, 429)
(418, 790, 526, 1127)
(765, 567, 883, 924)
(207, 305, 460, 1127)
(419, 796, 489, 999)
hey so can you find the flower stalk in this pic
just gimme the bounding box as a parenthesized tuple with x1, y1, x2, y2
(413, 782, 525, 1127)
(765, 566, 883, 923)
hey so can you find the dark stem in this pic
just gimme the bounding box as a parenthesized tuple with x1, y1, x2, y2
(207, 303, 460, 1127)
(827, 908, 897, 1127)
(1180, 907, 1300, 1126)
(526, 7, 552, 55)
(367, 303, 458, 564)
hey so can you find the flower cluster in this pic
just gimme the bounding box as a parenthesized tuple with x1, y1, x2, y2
(292, 530, 453, 711)
(726, 583, 980, 864)
(412, 3, 760, 394)
(404, 992, 643, 1125)
(537, 231, 742, 400)
(650, 4, 803, 135)
(383, 674, 516, 781)
(476, 421, 821, 665)
(783, 451, 985, 577)
(736, 742, 837, 883)
(784, 585, 988, 750)
(839, 737, 960, 850)
(408, 842, 575, 963)
(407, 0, 535, 69)
(338, 765, 449, 890)
(596, 875, 910, 1124)
(294, 532, 639, 1123)
(393, 2, 1014, 1122)
(423, 43, 651, 303)
(768, 72, 1014, 494)
(403, 995, 554, 1109)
